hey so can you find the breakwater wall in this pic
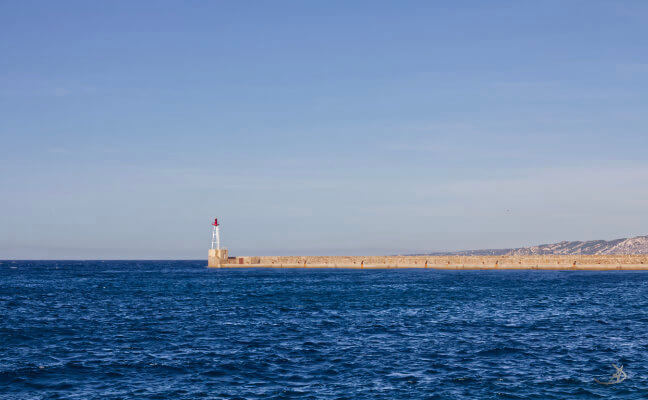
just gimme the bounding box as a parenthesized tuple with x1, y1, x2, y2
(208, 253, 648, 270)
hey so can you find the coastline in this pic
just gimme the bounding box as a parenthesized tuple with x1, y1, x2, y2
(208, 254, 648, 270)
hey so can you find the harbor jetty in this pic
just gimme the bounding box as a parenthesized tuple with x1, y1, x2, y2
(208, 251, 648, 270)
(207, 218, 648, 270)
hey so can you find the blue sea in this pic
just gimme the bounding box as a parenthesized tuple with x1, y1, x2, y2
(1, 261, 647, 399)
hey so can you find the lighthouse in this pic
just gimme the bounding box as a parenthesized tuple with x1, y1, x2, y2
(211, 218, 220, 250)
(207, 217, 228, 268)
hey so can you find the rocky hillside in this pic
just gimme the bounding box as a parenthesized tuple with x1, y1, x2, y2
(425, 235, 648, 256)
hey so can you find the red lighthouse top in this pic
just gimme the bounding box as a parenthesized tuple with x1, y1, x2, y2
(212, 218, 219, 226)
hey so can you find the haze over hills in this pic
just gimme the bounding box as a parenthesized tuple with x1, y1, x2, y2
(420, 235, 648, 256)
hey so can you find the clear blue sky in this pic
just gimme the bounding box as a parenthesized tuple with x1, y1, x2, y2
(2, 1, 647, 259)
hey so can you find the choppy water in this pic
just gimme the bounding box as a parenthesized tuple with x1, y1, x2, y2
(1, 261, 648, 399)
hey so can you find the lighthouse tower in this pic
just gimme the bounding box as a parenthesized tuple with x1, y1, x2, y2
(210, 218, 221, 250)
(207, 218, 228, 268)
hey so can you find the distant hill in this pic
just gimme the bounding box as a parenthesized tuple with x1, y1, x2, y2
(419, 235, 648, 256)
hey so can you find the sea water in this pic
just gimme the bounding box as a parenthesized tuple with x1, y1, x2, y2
(1, 261, 647, 399)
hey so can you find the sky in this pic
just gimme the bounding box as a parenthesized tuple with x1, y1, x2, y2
(1, 1, 648, 259)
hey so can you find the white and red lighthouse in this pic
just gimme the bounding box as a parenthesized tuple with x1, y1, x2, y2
(208, 217, 228, 267)
(210, 218, 221, 250)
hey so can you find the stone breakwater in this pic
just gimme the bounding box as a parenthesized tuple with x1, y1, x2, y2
(208, 253, 648, 270)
